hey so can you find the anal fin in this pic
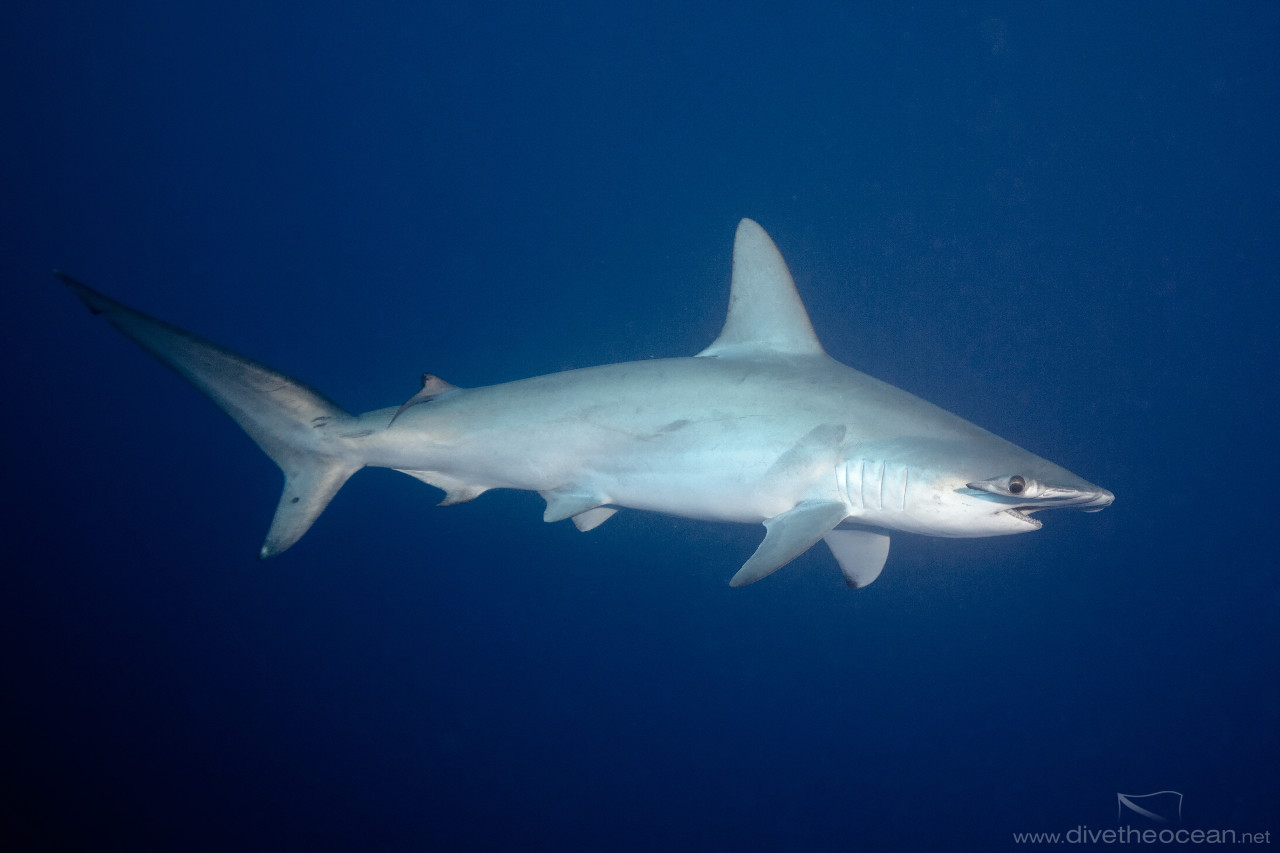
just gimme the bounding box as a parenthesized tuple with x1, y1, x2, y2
(396, 469, 489, 505)
(572, 507, 617, 532)
(541, 488, 609, 524)
(729, 500, 848, 587)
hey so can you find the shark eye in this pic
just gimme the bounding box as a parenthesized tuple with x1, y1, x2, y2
(964, 474, 1046, 499)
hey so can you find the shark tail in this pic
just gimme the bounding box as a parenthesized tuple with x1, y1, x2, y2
(58, 273, 360, 558)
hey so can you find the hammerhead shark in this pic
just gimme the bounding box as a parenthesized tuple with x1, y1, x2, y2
(59, 219, 1112, 588)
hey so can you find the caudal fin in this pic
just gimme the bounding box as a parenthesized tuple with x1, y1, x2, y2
(58, 273, 359, 557)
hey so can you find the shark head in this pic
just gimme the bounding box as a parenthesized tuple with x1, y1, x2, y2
(954, 472, 1114, 539)
(839, 437, 1114, 539)
(944, 460, 1114, 538)
(963, 469, 1114, 528)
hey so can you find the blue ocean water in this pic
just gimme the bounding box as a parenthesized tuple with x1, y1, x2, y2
(3, 2, 1277, 849)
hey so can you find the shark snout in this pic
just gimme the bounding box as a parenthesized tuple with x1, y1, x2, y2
(1018, 484, 1113, 515)
(1078, 486, 1114, 513)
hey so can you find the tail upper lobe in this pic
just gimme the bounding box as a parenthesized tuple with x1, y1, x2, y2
(58, 273, 359, 557)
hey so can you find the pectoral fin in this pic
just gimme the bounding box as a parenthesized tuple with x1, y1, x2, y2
(823, 528, 890, 589)
(729, 501, 849, 588)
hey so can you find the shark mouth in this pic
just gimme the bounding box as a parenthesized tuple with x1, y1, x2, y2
(1004, 507, 1044, 528)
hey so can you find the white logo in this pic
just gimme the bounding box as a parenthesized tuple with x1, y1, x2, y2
(1117, 791, 1183, 823)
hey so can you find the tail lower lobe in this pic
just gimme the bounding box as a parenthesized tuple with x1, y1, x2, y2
(58, 273, 359, 557)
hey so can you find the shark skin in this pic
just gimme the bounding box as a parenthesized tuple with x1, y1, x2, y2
(58, 219, 1113, 588)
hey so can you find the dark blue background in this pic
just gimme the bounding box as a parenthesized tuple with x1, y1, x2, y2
(4, 2, 1276, 849)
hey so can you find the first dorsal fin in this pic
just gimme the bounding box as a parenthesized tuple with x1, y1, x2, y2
(697, 219, 826, 360)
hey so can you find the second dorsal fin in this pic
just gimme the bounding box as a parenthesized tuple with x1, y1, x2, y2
(389, 373, 460, 424)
